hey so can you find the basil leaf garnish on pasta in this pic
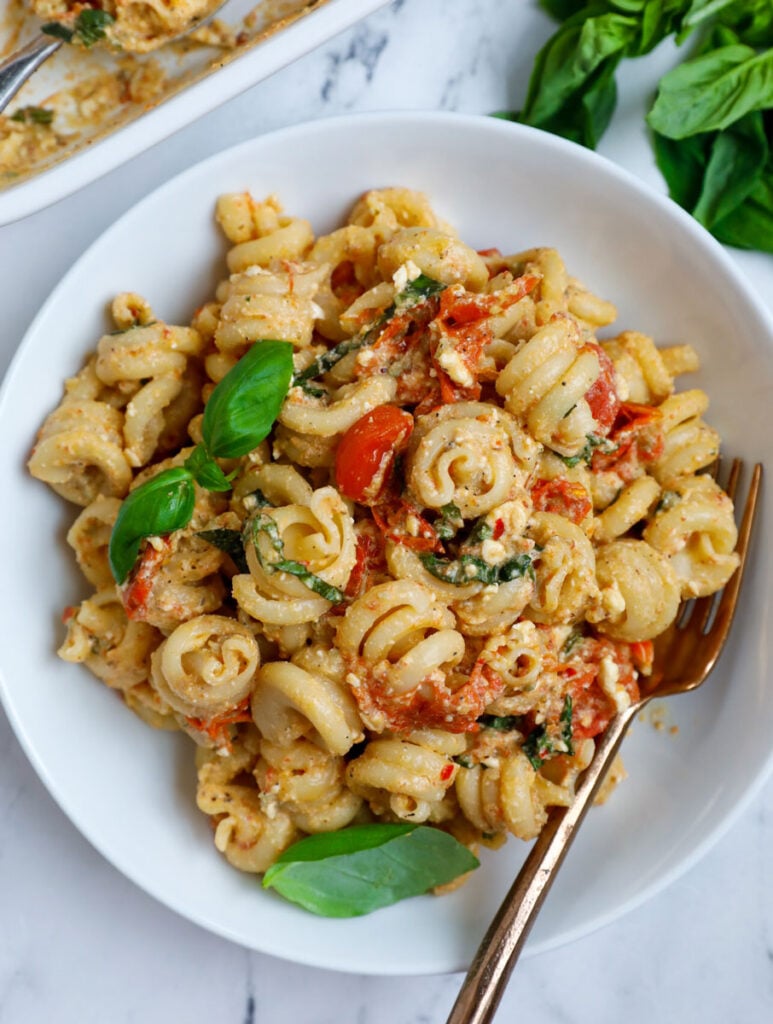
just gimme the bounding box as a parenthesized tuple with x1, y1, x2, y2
(434, 502, 464, 540)
(108, 468, 195, 584)
(522, 696, 574, 769)
(197, 529, 249, 574)
(557, 432, 617, 468)
(419, 550, 537, 587)
(293, 273, 446, 389)
(478, 714, 521, 732)
(184, 444, 233, 492)
(202, 340, 294, 458)
(262, 823, 479, 917)
(250, 511, 345, 604)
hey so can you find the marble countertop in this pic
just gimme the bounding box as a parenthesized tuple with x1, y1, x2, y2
(0, 1, 771, 1021)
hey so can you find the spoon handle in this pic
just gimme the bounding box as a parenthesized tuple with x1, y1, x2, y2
(446, 701, 640, 1024)
(0, 35, 61, 114)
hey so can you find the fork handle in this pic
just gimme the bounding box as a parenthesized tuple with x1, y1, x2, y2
(446, 702, 640, 1024)
(0, 35, 61, 115)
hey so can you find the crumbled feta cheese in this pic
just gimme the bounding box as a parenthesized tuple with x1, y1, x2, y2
(356, 348, 377, 367)
(437, 347, 475, 388)
(392, 260, 422, 292)
(405, 514, 421, 537)
(598, 655, 631, 712)
(481, 539, 506, 564)
(601, 582, 626, 618)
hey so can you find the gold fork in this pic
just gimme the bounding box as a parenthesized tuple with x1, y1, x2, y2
(447, 459, 762, 1024)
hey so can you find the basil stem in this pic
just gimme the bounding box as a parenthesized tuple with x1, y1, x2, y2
(262, 823, 479, 917)
(108, 468, 195, 585)
(202, 340, 294, 459)
(293, 273, 446, 388)
(184, 444, 233, 492)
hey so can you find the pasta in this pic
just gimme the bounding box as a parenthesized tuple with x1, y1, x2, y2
(31, 187, 740, 903)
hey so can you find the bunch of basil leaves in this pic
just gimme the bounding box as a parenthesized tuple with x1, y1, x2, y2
(500, 0, 772, 253)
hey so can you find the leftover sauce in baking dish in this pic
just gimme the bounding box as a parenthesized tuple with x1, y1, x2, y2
(0, 0, 328, 185)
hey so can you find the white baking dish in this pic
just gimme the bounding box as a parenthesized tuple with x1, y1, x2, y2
(0, 0, 388, 225)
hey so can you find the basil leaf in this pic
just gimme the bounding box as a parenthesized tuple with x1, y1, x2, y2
(73, 9, 115, 46)
(419, 551, 536, 587)
(557, 432, 617, 467)
(41, 21, 73, 42)
(197, 528, 248, 573)
(293, 274, 445, 387)
(522, 696, 574, 769)
(10, 106, 53, 125)
(250, 511, 345, 604)
(478, 714, 522, 731)
(434, 502, 464, 541)
(271, 559, 345, 603)
(202, 340, 293, 459)
(692, 111, 768, 228)
(712, 168, 773, 252)
(647, 44, 773, 139)
(42, 10, 115, 46)
(652, 130, 713, 211)
(109, 468, 195, 584)
(521, 12, 638, 128)
(262, 824, 479, 917)
(184, 443, 233, 492)
(539, 0, 591, 20)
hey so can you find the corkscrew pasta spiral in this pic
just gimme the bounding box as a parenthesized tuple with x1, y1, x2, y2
(31, 184, 740, 899)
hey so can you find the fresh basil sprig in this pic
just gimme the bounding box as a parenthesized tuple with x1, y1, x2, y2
(262, 823, 479, 917)
(108, 340, 293, 584)
(293, 274, 446, 390)
(501, 0, 773, 252)
(108, 468, 195, 584)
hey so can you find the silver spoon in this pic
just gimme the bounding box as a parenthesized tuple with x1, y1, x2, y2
(0, 3, 227, 115)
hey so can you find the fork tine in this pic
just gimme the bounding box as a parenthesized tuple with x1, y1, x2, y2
(707, 462, 762, 649)
(687, 458, 744, 635)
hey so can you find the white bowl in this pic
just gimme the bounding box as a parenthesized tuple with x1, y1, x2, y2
(0, 111, 771, 975)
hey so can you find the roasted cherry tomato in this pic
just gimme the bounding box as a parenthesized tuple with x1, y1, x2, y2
(335, 405, 414, 505)
(531, 478, 592, 525)
(583, 343, 621, 435)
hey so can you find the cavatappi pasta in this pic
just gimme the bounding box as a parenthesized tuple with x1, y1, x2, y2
(30, 187, 740, 890)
